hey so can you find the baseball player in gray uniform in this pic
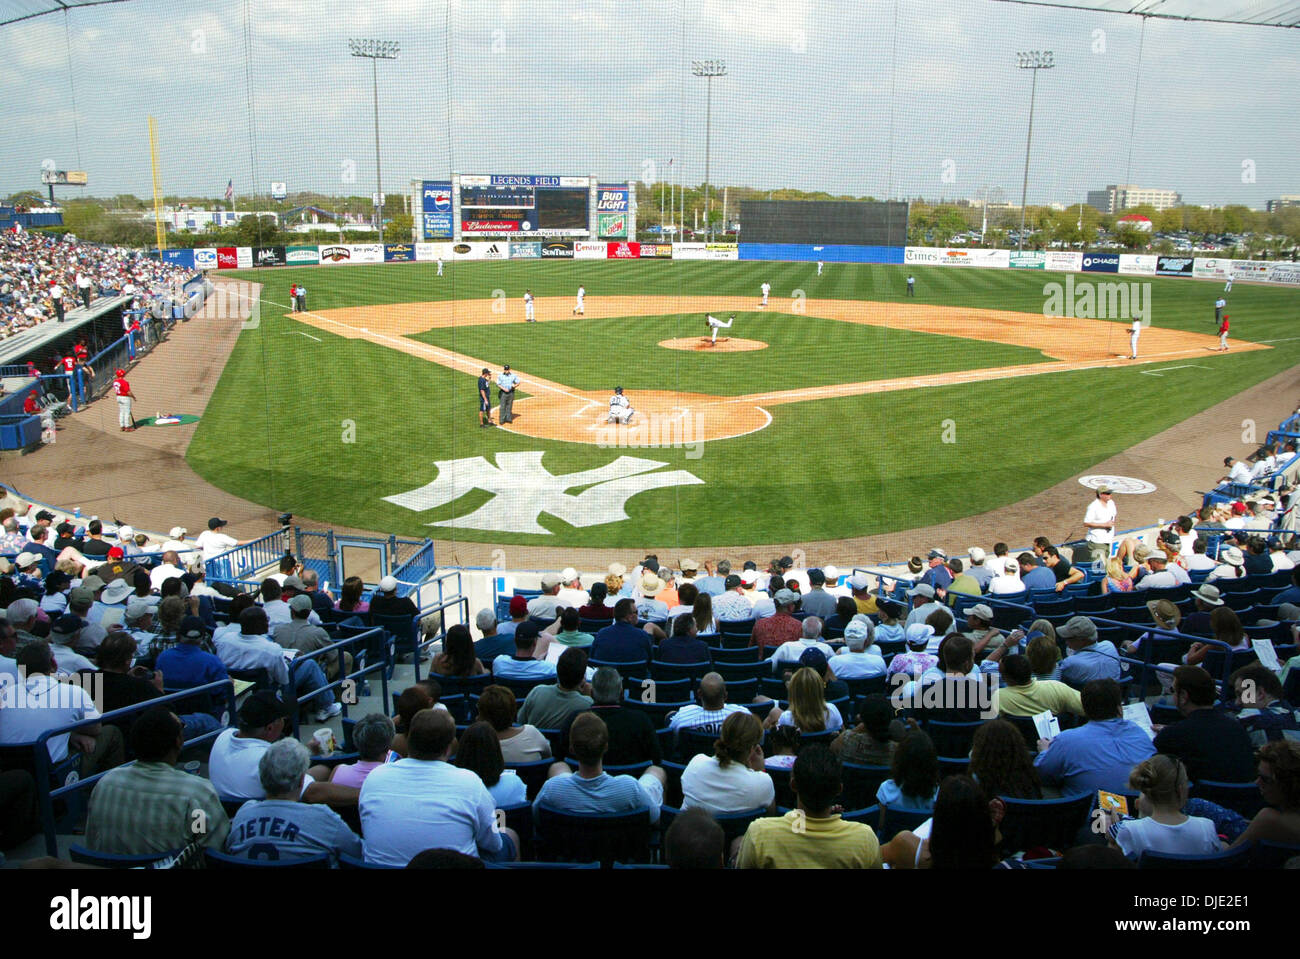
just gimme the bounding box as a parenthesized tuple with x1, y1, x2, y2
(608, 386, 634, 424)
(524, 289, 535, 322)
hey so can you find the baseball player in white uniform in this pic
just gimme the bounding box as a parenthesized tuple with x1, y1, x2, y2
(705, 314, 734, 345)
(760, 281, 770, 307)
(608, 386, 634, 424)
(524, 289, 535, 322)
(573, 285, 585, 315)
(817, 261, 824, 276)
(1129, 318, 1142, 360)
(1224, 274, 1233, 293)
(436, 257, 443, 277)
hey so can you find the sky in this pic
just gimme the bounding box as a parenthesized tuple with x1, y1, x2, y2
(0, 0, 1297, 209)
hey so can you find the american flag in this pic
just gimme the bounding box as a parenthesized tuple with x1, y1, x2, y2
(224, 179, 234, 202)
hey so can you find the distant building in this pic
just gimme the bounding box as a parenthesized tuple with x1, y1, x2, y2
(142, 208, 282, 232)
(1266, 195, 1300, 213)
(1087, 185, 1182, 214)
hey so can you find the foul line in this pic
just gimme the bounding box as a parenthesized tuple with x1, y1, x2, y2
(1139, 364, 1211, 377)
(282, 330, 322, 342)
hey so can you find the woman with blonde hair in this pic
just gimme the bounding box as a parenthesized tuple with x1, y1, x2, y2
(1100, 557, 1133, 594)
(680, 711, 775, 814)
(603, 573, 624, 607)
(1110, 754, 1223, 861)
(1184, 605, 1247, 666)
(769, 666, 843, 733)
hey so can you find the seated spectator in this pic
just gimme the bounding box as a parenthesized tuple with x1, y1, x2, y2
(1229, 663, 1299, 745)
(1057, 616, 1121, 687)
(1153, 665, 1257, 783)
(0, 642, 123, 777)
(496, 595, 528, 638)
(590, 599, 654, 665)
(334, 575, 370, 616)
(1109, 754, 1223, 862)
(155, 615, 227, 694)
(1207, 545, 1247, 583)
(517, 648, 593, 729)
(824, 594, 861, 636)
(881, 775, 1009, 869)
(544, 606, 595, 649)
(669, 672, 748, 735)
(1099, 557, 1134, 594)
(226, 739, 363, 866)
(1271, 566, 1300, 607)
(367, 575, 417, 620)
(1229, 740, 1300, 849)
(1121, 599, 1182, 656)
(454, 721, 527, 807)
(770, 613, 834, 671)
(887, 624, 939, 679)
(360, 708, 514, 866)
(768, 666, 843, 734)
(711, 574, 754, 623)
(47, 615, 95, 673)
(534, 712, 665, 824)
(578, 581, 615, 621)
(969, 719, 1043, 800)
(681, 711, 774, 814)
(832, 694, 907, 765)
(987, 557, 1024, 595)
(828, 619, 887, 680)
(274, 594, 342, 678)
(1035, 679, 1155, 795)
(737, 745, 882, 868)
(1023, 629, 1061, 682)
(657, 612, 710, 665)
(214, 606, 340, 722)
(391, 682, 438, 757)
(1183, 606, 1248, 667)
(473, 609, 514, 661)
(992, 654, 1085, 718)
(325, 713, 398, 787)
(475, 683, 553, 763)
(876, 729, 940, 813)
(491, 622, 555, 681)
(751, 588, 802, 650)
(558, 667, 661, 766)
(83, 707, 229, 855)
(664, 806, 726, 868)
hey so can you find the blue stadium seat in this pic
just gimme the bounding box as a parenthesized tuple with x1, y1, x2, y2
(204, 848, 330, 869)
(997, 793, 1093, 854)
(840, 762, 892, 810)
(1138, 843, 1253, 869)
(68, 844, 180, 868)
(878, 804, 931, 842)
(535, 805, 653, 866)
(1189, 780, 1265, 818)
(506, 758, 558, 800)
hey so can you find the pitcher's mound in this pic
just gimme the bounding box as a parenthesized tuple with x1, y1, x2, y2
(659, 337, 769, 353)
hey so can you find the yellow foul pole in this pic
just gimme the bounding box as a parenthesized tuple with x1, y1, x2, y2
(148, 116, 166, 253)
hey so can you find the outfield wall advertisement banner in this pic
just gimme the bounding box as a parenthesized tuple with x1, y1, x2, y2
(1156, 256, 1194, 276)
(541, 241, 574, 258)
(1044, 252, 1083, 272)
(1009, 251, 1045, 269)
(1264, 263, 1300, 285)
(509, 242, 541, 259)
(384, 244, 416, 262)
(253, 246, 286, 268)
(606, 241, 640, 259)
(904, 247, 1008, 268)
(638, 243, 673, 258)
(674, 243, 739, 261)
(1081, 253, 1120, 273)
(345, 244, 384, 263)
(236, 247, 253, 269)
(160, 248, 195, 270)
(574, 241, 606, 260)
(738, 243, 904, 264)
(285, 245, 320, 265)
(194, 248, 218, 269)
(1193, 258, 1270, 281)
(319, 245, 351, 264)
(1118, 254, 1157, 276)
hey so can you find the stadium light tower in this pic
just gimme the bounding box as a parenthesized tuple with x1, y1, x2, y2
(349, 38, 400, 234)
(692, 59, 727, 242)
(1014, 50, 1053, 252)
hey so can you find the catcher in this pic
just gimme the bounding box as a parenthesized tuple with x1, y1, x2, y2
(608, 386, 635, 424)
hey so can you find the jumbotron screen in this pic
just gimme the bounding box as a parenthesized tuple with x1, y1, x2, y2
(739, 200, 909, 246)
(459, 176, 590, 236)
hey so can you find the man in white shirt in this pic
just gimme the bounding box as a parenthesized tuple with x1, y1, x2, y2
(0, 643, 123, 774)
(48, 616, 97, 673)
(195, 517, 245, 561)
(668, 673, 747, 735)
(769, 617, 834, 671)
(360, 707, 514, 865)
(149, 550, 187, 591)
(160, 526, 194, 559)
(527, 573, 565, 619)
(213, 607, 340, 722)
(821, 565, 851, 599)
(1134, 553, 1183, 590)
(987, 562, 1024, 595)
(76, 271, 94, 309)
(904, 583, 945, 628)
(711, 575, 754, 622)
(828, 619, 888, 680)
(1083, 486, 1117, 562)
(1222, 457, 1254, 486)
(555, 567, 589, 611)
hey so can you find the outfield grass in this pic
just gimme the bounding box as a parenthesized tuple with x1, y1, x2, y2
(188, 260, 1300, 547)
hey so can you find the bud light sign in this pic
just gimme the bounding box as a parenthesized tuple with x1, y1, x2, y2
(422, 180, 453, 239)
(596, 189, 629, 213)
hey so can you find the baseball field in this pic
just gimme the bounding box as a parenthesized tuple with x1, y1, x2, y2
(188, 260, 1300, 548)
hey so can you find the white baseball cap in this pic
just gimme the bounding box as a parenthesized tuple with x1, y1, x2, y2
(169, 526, 187, 539)
(561, 567, 579, 583)
(378, 575, 398, 592)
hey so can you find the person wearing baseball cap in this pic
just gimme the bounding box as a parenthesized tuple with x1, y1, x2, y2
(526, 572, 565, 620)
(555, 567, 589, 612)
(111, 366, 137, 431)
(478, 367, 494, 427)
(827, 618, 887, 680)
(799, 568, 838, 620)
(496, 364, 519, 424)
(920, 548, 953, 592)
(904, 582, 944, 629)
(1083, 484, 1118, 564)
(1056, 616, 1122, 687)
(473, 607, 515, 661)
(964, 548, 994, 591)
(48, 614, 96, 672)
(195, 517, 250, 562)
(208, 691, 303, 800)
(368, 574, 418, 623)
(497, 595, 530, 639)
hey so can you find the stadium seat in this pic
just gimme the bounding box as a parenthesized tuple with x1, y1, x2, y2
(937, 755, 970, 777)
(624, 675, 691, 702)
(622, 698, 691, 728)
(1189, 780, 1265, 818)
(1250, 841, 1300, 869)
(996, 793, 1093, 855)
(723, 678, 758, 703)
(649, 660, 711, 683)
(506, 758, 558, 800)
(659, 804, 768, 843)
(338, 853, 397, 869)
(916, 719, 984, 757)
(489, 860, 601, 869)
(68, 844, 180, 869)
(840, 762, 892, 810)
(713, 661, 770, 684)
(878, 804, 931, 842)
(719, 619, 757, 637)
(1138, 844, 1253, 869)
(676, 728, 719, 762)
(709, 646, 760, 664)
(535, 806, 653, 866)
